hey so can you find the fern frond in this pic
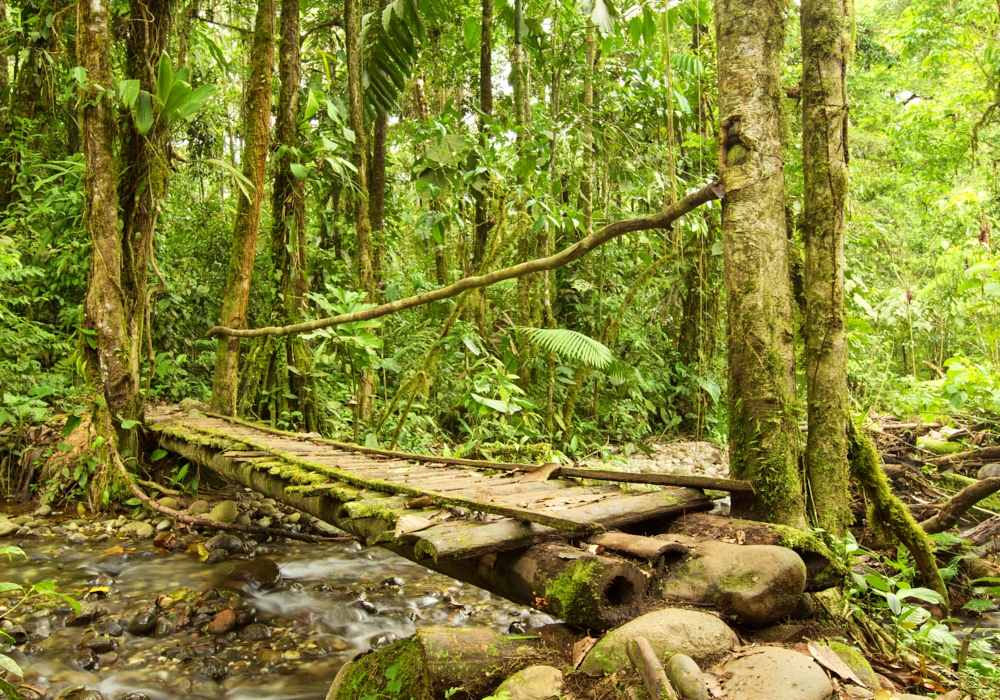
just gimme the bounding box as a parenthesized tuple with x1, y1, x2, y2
(514, 326, 614, 369)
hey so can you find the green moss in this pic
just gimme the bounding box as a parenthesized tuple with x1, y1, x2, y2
(544, 558, 603, 624)
(827, 641, 878, 689)
(937, 473, 1000, 511)
(336, 635, 431, 700)
(721, 571, 758, 591)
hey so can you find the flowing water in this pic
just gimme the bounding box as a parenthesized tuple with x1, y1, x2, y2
(1, 530, 542, 700)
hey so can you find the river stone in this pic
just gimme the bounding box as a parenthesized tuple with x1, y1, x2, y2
(207, 549, 230, 564)
(156, 496, 179, 510)
(155, 518, 173, 531)
(978, 463, 1000, 480)
(66, 604, 104, 627)
(659, 539, 807, 624)
(230, 558, 280, 588)
(723, 647, 832, 700)
(0, 520, 19, 536)
(126, 608, 158, 636)
(206, 533, 243, 554)
(828, 641, 879, 690)
(665, 654, 709, 700)
(579, 608, 738, 675)
(238, 622, 272, 641)
(121, 521, 155, 539)
(206, 609, 236, 635)
(197, 656, 228, 681)
(496, 665, 564, 700)
(94, 619, 122, 636)
(189, 500, 211, 515)
(208, 500, 239, 523)
(71, 648, 98, 670)
(119, 694, 152, 700)
(33, 504, 52, 517)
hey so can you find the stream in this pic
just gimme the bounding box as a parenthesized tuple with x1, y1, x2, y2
(0, 517, 543, 700)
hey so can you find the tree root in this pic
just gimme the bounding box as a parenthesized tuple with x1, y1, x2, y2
(109, 450, 355, 545)
(847, 422, 949, 606)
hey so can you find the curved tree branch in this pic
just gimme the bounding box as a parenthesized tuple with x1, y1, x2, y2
(920, 477, 1000, 534)
(206, 182, 724, 339)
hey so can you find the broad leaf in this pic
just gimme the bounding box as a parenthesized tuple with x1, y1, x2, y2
(515, 326, 615, 369)
(135, 90, 154, 135)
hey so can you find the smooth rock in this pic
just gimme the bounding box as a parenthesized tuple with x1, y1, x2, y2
(66, 604, 103, 627)
(496, 665, 564, 700)
(723, 647, 832, 700)
(978, 463, 1000, 480)
(205, 534, 243, 554)
(206, 609, 236, 635)
(155, 518, 173, 531)
(126, 608, 158, 636)
(189, 500, 211, 515)
(828, 641, 879, 690)
(197, 656, 228, 681)
(749, 623, 808, 644)
(659, 538, 807, 624)
(235, 514, 252, 526)
(208, 500, 239, 524)
(207, 549, 230, 564)
(579, 608, 738, 675)
(93, 619, 122, 636)
(665, 654, 709, 700)
(229, 558, 280, 588)
(71, 649, 98, 670)
(121, 521, 155, 539)
(156, 496, 179, 510)
(68, 532, 87, 544)
(119, 694, 151, 700)
(33, 504, 52, 517)
(0, 520, 18, 536)
(80, 636, 116, 653)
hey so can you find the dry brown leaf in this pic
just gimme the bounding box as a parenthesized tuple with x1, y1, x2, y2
(394, 515, 434, 538)
(572, 635, 597, 669)
(519, 462, 560, 483)
(703, 672, 727, 698)
(808, 642, 867, 689)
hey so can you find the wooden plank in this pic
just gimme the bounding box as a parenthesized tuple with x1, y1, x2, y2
(558, 467, 753, 493)
(556, 487, 712, 528)
(175, 421, 598, 533)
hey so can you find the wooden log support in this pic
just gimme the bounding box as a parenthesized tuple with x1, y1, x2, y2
(628, 636, 679, 700)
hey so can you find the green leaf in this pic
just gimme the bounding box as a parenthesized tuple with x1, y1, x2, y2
(195, 158, 256, 201)
(61, 415, 82, 436)
(135, 89, 154, 135)
(290, 162, 308, 180)
(162, 80, 193, 119)
(514, 326, 615, 369)
(0, 582, 24, 593)
(984, 282, 1000, 297)
(0, 676, 22, 700)
(886, 592, 903, 616)
(897, 587, 945, 604)
(119, 79, 140, 108)
(463, 16, 481, 51)
(157, 51, 174, 105)
(125, 497, 143, 506)
(177, 83, 217, 118)
(150, 449, 168, 462)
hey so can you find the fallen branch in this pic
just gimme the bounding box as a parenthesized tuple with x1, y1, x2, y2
(206, 183, 724, 338)
(110, 451, 352, 544)
(923, 445, 1000, 467)
(628, 636, 678, 700)
(137, 478, 182, 496)
(960, 515, 1000, 547)
(920, 477, 1000, 534)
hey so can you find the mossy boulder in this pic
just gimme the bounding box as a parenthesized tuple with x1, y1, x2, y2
(496, 665, 564, 700)
(659, 539, 807, 624)
(207, 500, 239, 523)
(189, 500, 211, 515)
(579, 608, 738, 676)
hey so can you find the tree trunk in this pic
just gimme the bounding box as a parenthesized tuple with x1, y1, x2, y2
(716, 0, 806, 528)
(802, 0, 852, 534)
(471, 0, 494, 272)
(78, 0, 142, 474)
(210, 0, 277, 414)
(346, 0, 376, 421)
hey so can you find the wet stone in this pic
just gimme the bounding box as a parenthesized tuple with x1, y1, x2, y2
(206, 533, 243, 554)
(207, 609, 236, 635)
(355, 600, 378, 615)
(157, 496, 180, 510)
(80, 636, 116, 653)
(94, 619, 122, 636)
(60, 690, 104, 700)
(97, 651, 118, 666)
(197, 656, 229, 681)
(21, 643, 45, 655)
(126, 608, 158, 636)
(189, 500, 211, 515)
(233, 607, 256, 628)
(164, 646, 197, 663)
(229, 558, 280, 588)
(6, 624, 27, 643)
(256, 648, 283, 664)
(118, 694, 151, 700)
(66, 604, 104, 627)
(237, 622, 272, 641)
(172, 615, 192, 632)
(381, 577, 404, 588)
(70, 648, 98, 670)
(207, 549, 230, 564)
(155, 616, 173, 636)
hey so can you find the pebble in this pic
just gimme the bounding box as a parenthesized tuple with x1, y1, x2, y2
(157, 497, 179, 510)
(80, 636, 116, 653)
(207, 609, 237, 635)
(33, 504, 52, 516)
(94, 619, 122, 636)
(237, 623, 272, 641)
(197, 656, 228, 681)
(126, 609, 158, 636)
(205, 534, 243, 554)
(256, 649, 283, 664)
(207, 549, 230, 563)
(71, 649, 98, 670)
(189, 500, 211, 515)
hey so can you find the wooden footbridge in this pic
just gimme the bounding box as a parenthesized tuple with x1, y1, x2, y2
(148, 404, 753, 630)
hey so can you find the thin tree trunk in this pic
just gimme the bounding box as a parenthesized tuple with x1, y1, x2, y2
(471, 0, 493, 271)
(79, 0, 140, 463)
(210, 0, 277, 414)
(346, 0, 376, 421)
(513, 0, 531, 327)
(803, 0, 851, 534)
(716, 0, 806, 528)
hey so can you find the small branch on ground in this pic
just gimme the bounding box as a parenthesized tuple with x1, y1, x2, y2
(110, 451, 354, 544)
(920, 477, 1000, 534)
(138, 478, 182, 496)
(923, 445, 1000, 467)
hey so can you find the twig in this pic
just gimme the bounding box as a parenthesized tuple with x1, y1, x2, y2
(110, 451, 352, 544)
(137, 478, 182, 496)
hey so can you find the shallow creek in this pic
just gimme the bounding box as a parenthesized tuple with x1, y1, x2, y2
(1, 528, 542, 699)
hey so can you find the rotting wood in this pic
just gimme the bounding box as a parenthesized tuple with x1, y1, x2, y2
(587, 532, 692, 563)
(558, 466, 753, 493)
(923, 446, 1000, 467)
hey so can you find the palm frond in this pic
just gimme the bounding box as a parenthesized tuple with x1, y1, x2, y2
(514, 326, 614, 369)
(363, 0, 444, 117)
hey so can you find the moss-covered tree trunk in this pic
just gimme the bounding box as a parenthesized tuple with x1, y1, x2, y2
(802, 0, 852, 534)
(471, 0, 493, 270)
(716, 0, 806, 528)
(346, 0, 376, 420)
(240, 0, 318, 430)
(210, 0, 276, 414)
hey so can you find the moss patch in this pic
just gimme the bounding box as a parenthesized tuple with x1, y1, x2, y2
(937, 473, 1000, 512)
(335, 635, 431, 700)
(544, 558, 603, 624)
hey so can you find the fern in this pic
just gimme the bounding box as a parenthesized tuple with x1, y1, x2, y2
(514, 326, 614, 369)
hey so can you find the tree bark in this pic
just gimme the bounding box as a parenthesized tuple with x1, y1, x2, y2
(470, 0, 493, 272)
(210, 0, 276, 414)
(803, 0, 852, 534)
(716, 0, 806, 528)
